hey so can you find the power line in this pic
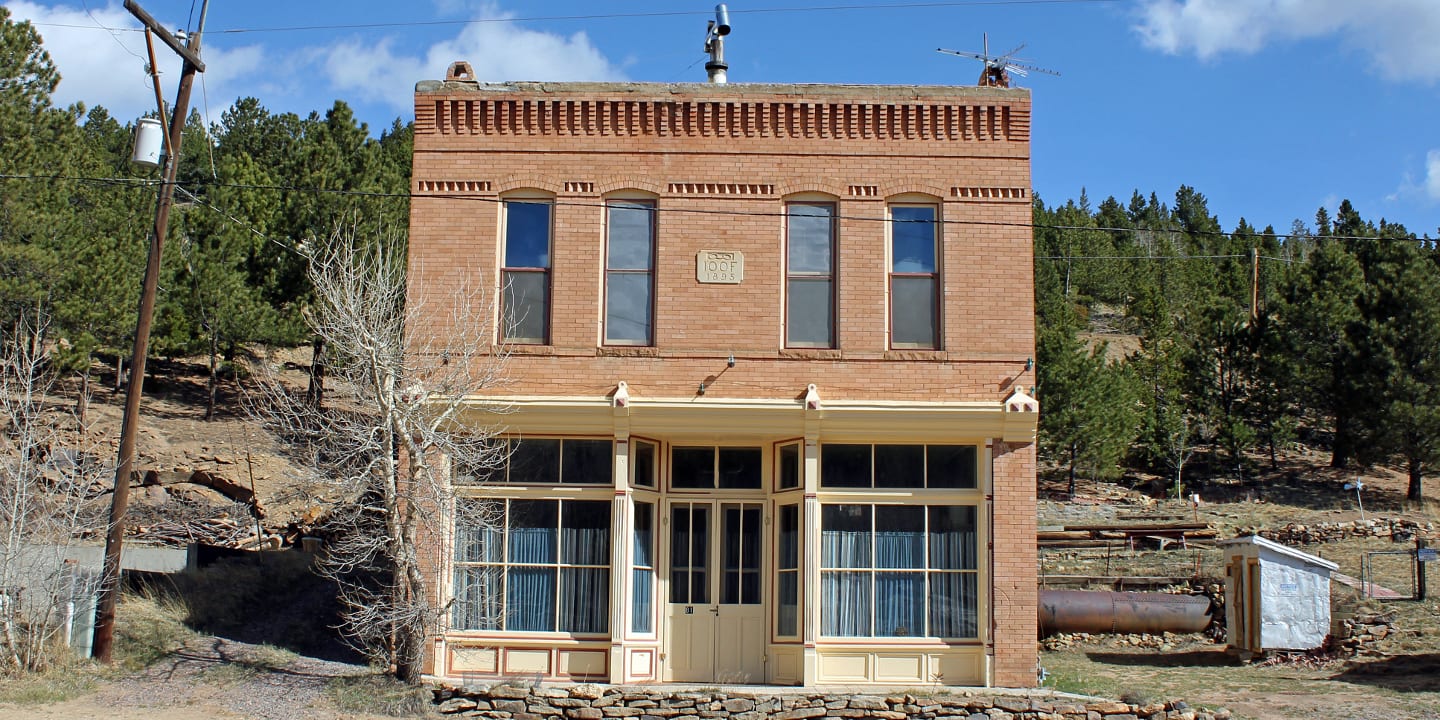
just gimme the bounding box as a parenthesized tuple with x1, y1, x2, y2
(173, 185, 303, 259)
(29, 0, 1119, 35)
(1036, 254, 1251, 260)
(0, 172, 1428, 246)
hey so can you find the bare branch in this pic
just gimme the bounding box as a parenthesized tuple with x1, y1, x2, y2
(0, 312, 108, 673)
(244, 219, 508, 682)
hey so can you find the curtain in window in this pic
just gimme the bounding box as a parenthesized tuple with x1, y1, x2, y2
(928, 572, 977, 638)
(821, 571, 871, 636)
(928, 506, 977, 569)
(821, 505, 871, 568)
(875, 572, 924, 636)
(633, 503, 654, 634)
(510, 501, 557, 564)
(875, 506, 924, 568)
(561, 501, 610, 565)
(509, 528, 554, 564)
(507, 566, 556, 631)
(559, 567, 609, 633)
(777, 572, 798, 636)
(454, 515, 503, 563)
(777, 504, 799, 636)
(632, 568, 653, 633)
(452, 567, 501, 630)
(634, 512, 653, 568)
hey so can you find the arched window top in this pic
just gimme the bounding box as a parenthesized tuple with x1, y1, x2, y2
(602, 188, 661, 202)
(886, 190, 943, 205)
(783, 190, 841, 204)
(500, 187, 557, 201)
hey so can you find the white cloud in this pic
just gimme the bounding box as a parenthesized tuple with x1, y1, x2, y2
(6, 1, 264, 122)
(1134, 0, 1440, 82)
(319, 4, 626, 116)
(1426, 150, 1440, 201)
(6, 1, 624, 128)
(1385, 150, 1440, 206)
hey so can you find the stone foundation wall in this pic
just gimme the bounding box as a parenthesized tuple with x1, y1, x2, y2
(431, 684, 1232, 720)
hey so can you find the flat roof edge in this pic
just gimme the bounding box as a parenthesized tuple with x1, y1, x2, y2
(413, 80, 1030, 99)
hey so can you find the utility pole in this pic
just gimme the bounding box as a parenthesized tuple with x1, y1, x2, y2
(91, 0, 209, 663)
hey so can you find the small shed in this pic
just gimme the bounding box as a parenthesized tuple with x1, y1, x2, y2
(1220, 535, 1338, 656)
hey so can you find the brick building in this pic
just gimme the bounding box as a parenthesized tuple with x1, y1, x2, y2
(407, 71, 1039, 687)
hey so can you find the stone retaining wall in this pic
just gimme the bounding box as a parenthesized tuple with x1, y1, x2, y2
(431, 684, 1231, 720)
(1259, 518, 1431, 546)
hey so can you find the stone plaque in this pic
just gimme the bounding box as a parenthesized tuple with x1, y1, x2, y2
(697, 250, 744, 284)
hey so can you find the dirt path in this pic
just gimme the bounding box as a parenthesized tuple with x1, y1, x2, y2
(0, 636, 396, 720)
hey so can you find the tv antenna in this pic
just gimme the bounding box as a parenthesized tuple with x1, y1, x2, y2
(937, 33, 1060, 88)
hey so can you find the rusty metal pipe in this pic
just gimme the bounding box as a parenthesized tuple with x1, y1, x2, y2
(1039, 589, 1211, 637)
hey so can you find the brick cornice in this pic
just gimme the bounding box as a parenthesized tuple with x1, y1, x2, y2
(416, 93, 1030, 145)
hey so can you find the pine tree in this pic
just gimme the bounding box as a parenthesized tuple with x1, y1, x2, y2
(1348, 235, 1440, 501)
(1279, 239, 1364, 466)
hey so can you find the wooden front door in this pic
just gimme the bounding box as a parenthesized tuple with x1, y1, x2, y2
(666, 501, 765, 682)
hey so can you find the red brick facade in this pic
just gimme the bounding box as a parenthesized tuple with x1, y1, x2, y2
(409, 80, 1037, 687)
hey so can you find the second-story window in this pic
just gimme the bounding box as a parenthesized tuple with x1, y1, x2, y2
(890, 205, 939, 349)
(605, 200, 655, 345)
(502, 200, 552, 344)
(786, 203, 836, 347)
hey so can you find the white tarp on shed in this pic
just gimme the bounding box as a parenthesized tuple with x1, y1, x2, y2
(1220, 535, 1338, 652)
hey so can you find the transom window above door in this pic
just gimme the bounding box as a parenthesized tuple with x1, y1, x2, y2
(671, 446, 763, 490)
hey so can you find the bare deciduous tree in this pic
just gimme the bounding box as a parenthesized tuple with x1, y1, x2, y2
(249, 223, 506, 684)
(0, 313, 106, 673)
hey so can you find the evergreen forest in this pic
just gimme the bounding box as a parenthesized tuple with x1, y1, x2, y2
(5, 9, 1440, 501)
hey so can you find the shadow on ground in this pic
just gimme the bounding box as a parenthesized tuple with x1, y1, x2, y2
(1085, 648, 1242, 668)
(1331, 654, 1440, 692)
(135, 549, 364, 664)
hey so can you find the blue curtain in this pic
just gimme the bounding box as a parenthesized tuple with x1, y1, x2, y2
(632, 503, 654, 634)
(777, 571, 798, 636)
(559, 567, 609, 633)
(821, 528, 871, 568)
(506, 566, 556, 631)
(876, 506, 924, 568)
(632, 568, 653, 633)
(928, 571, 977, 638)
(510, 500, 557, 564)
(821, 571, 871, 636)
(875, 572, 924, 637)
(634, 504, 654, 566)
(454, 501, 504, 563)
(452, 567, 501, 630)
(928, 506, 976, 570)
(561, 501, 610, 565)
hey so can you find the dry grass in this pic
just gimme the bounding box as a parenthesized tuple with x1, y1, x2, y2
(1040, 448, 1440, 720)
(0, 594, 193, 706)
(0, 661, 98, 705)
(326, 674, 435, 717)
(1042, 640, 1440, 720)
(113, 592, 198, 671)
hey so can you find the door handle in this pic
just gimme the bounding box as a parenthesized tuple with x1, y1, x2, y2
(710, 606, 720, 615)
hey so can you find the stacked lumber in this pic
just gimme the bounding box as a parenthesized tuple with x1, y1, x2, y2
(1039, 521, 1217, 549)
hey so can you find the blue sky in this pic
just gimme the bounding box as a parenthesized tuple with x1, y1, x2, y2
(9, 0, 1440, 237)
